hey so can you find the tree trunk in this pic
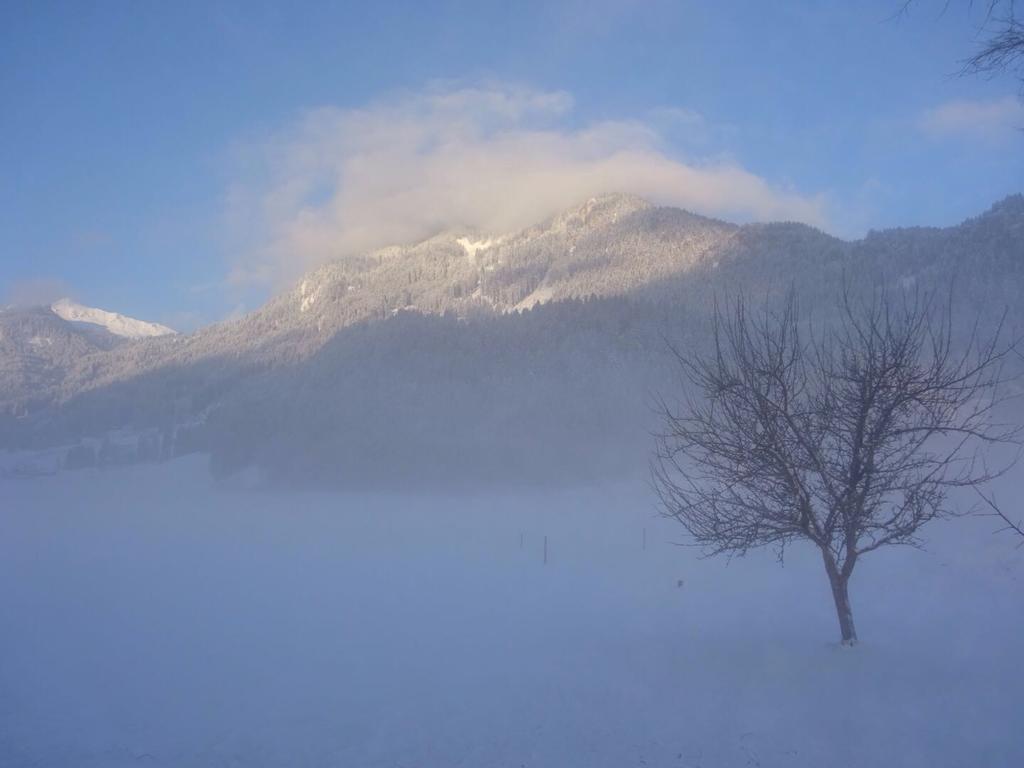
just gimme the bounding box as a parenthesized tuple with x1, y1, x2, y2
(821, 550, 858, 645)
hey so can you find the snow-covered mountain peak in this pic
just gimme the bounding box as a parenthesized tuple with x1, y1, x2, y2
(546, 192, 652, 232)
(50, 298, 176, 339)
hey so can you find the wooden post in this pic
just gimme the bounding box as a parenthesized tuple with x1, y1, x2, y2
(543, 535, 548, 565)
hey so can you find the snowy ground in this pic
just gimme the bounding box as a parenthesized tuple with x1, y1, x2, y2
(1, 456, 1021, 767)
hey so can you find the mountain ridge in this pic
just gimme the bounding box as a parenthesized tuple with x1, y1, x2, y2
(3, 192, 1023, 483)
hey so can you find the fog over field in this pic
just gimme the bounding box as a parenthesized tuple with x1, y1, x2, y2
(2, 458, 1022, 767)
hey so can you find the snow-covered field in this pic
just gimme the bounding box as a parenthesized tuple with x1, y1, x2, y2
(1, 457, 1021, 767)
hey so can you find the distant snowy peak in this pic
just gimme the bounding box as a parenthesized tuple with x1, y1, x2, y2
(50, 298, 176, 339)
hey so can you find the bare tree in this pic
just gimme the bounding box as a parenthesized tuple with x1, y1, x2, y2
(653, 288, 1019, 645)
(901, 1, 1024, 85)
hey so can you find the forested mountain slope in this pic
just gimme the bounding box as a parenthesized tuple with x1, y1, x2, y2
(3, 193, 1022, 486)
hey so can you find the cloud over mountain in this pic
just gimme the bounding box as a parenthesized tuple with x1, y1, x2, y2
(225, 82, 827, 287)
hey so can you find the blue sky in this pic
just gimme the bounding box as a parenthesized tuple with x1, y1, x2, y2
(2, 0, 1022, 328)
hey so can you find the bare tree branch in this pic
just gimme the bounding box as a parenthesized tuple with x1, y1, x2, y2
(975, 486, 1024, 544)
(899, 1, 1024, 86)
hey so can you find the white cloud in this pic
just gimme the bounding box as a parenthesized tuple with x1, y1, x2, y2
(920, 96, 1024, 142)
(226, 82, 827, 287)
(3, 278, 77, 308)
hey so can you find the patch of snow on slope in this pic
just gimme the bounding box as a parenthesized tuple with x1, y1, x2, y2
(515, 283, 555, 311)
(299, 280, 321, 313)
(456, 237, 496, 261)
(51, 298, 175, 339)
